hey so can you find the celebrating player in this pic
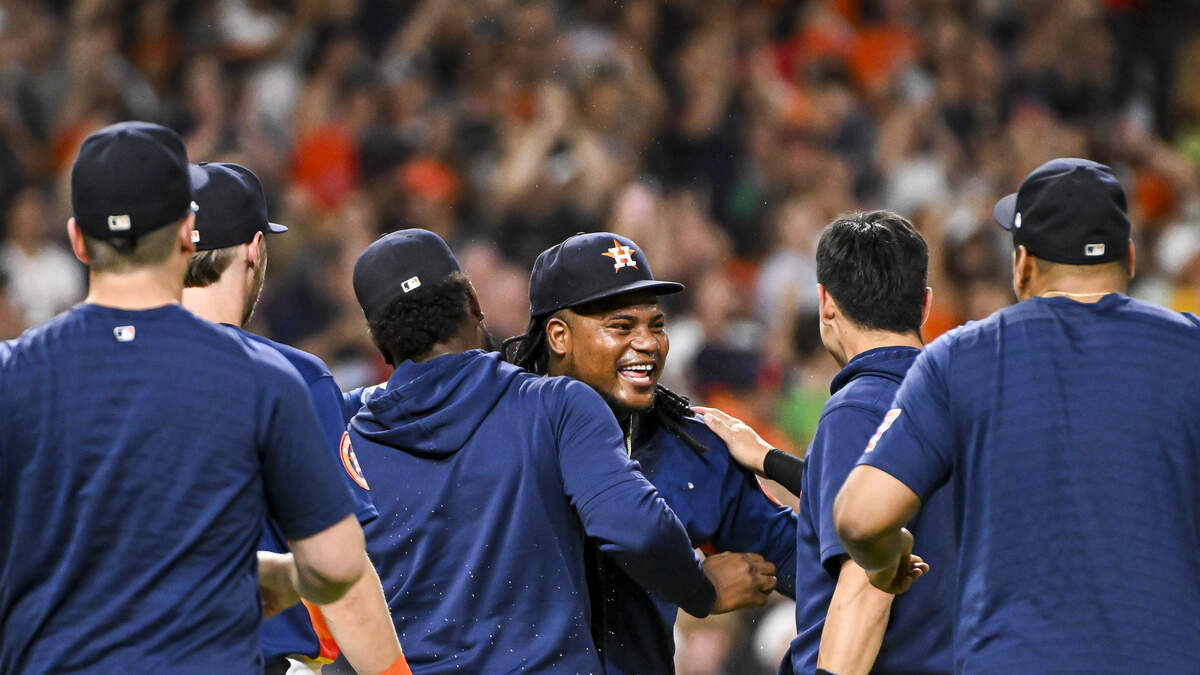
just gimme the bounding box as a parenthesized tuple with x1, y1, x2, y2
(181, 162, 406, 675)
(505, 232, 796, 674)
(339, 229, 719, 673)
(834, 158, 1200, 670)
(0, 122, 368, 674)
(699, 212, 953, 675)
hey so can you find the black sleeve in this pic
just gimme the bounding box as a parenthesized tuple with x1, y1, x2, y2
(762, 448, 805, 497)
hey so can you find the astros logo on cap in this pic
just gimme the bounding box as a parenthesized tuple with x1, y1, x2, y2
(602, 239, 638, 272)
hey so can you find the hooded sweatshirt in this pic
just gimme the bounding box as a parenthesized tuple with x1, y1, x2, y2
(346, 350, 715, 674)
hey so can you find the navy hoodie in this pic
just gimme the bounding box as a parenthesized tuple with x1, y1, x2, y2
(346, 350, 715, 674)
(785, 346, 954, 674)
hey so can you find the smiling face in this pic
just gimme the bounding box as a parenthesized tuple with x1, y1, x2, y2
(546, 290, 669, 418)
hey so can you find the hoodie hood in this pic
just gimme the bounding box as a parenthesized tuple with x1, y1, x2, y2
(829, 345, 920, 396)
(350, 350, 521, 456)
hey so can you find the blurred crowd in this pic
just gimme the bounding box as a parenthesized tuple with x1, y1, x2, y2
(2, 0, 1199, 671)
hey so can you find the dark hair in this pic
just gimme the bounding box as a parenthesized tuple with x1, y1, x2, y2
(816, 210, 928, 334)
(501, 313, 707, 455)
(367, 273, 471, 365)
(184, 244, 240, 288)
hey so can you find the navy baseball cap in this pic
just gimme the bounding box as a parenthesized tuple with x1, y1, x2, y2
(992, 157, 1131, 265)
(71, 121, 200, 239)
(189, 162, 287, 250)
(353, 229, 462, 322)
(528, 232, 683, 317)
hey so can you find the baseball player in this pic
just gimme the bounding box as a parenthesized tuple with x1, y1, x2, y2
(504, 232, 796, 674)
(834, 158, 1200, 671)
(337, 229, 721, 673)
(181, 161, 406, 675)
(700, 211, 954, 675)
(0, 122, 370, 674)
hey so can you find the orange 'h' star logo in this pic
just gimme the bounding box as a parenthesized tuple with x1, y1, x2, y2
(602, 239, 638, 272)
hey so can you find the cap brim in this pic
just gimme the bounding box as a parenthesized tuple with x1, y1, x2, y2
(267, 222, 288, 234)
(992, 193, 1018, 230)
(566, 279, 685, 311)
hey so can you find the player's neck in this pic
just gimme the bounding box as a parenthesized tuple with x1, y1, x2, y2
(182, 285, 245, 327)
(86, 268, 184, 311)
(840, 328, 923, 364)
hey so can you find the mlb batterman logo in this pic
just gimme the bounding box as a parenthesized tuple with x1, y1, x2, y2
(113, 325, 136, 342)
(602, 239, 638, 272)
(340, 431, 370, 490)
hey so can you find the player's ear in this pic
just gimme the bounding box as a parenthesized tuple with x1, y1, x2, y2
(920, 287, 933, 328)
(178, 212, 197, 256)
(545, 315, 570, 357)
(245, 231, 264, 269)
(67, 218, 90, 264)
(817, 284, 837, 324)
(1126, 239, 1136, 281)
(1012, 245, 1033, 300)
(465, 281, 484, 322)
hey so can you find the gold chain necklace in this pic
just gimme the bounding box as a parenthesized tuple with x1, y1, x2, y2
(624, 416, 634, 458)
(1039, 290, 1113, 299)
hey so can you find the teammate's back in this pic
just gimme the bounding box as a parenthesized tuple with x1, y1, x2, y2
(932, 294, 1200, 669)
(0, 304, 347, 673)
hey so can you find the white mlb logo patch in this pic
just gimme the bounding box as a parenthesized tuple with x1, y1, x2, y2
(107, 215, 131, 232)
(113, 325, 136, 342)
(864, 408, 902, 453)
(1084, 243, 1105, 257)
(401, 276, 421, 293)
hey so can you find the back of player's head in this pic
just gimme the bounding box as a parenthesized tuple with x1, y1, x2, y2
(70, 121, 198, 273)
(993, 157, 1130, 267)
(353, 229, 473, 365)
(816, 210, 928, 335)
(184, 162, 287, 288)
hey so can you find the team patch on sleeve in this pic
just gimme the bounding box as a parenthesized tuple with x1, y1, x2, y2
(340, 431, 370, 490)
(864, 408, 901, 453)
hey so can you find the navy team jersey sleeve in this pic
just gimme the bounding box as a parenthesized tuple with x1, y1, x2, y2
(256, 356, 358, 540)
(856, 340, 955, 502)
(809, 405, 887, 576)
(551, 380, 717, 617)
(309, 374, 377, 524)
(710, 450, 798, 598)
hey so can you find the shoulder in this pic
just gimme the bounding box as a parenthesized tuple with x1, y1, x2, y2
(823, 377, 901, 422)
(1120, 296, 1200, 333)
(214, 324, 308, 389)
(241, 331, 333, 385)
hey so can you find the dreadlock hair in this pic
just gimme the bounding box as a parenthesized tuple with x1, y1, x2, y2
(501, 311, 707, 455)
(368, 273, 472, 366)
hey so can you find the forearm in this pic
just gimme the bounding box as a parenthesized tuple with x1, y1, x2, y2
(317, 553, 405, 675)
(584, 480, 715, 617)
(817, 559, 894, 675)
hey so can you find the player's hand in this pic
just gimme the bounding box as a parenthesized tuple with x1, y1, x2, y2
(864, 528, 929, 595)
(695, 406, 772, 475)
(258, 551, 302, 619)
(703, 551, 777, 614)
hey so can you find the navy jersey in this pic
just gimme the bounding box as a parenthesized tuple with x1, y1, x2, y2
(861, 295, 1200, 672)
(595, 414, 798, 675)
(245, 330, 378, 665)
(786, 346, 953, 675)
(0, 304, 357, 675)
(346, 350, 715, 674)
